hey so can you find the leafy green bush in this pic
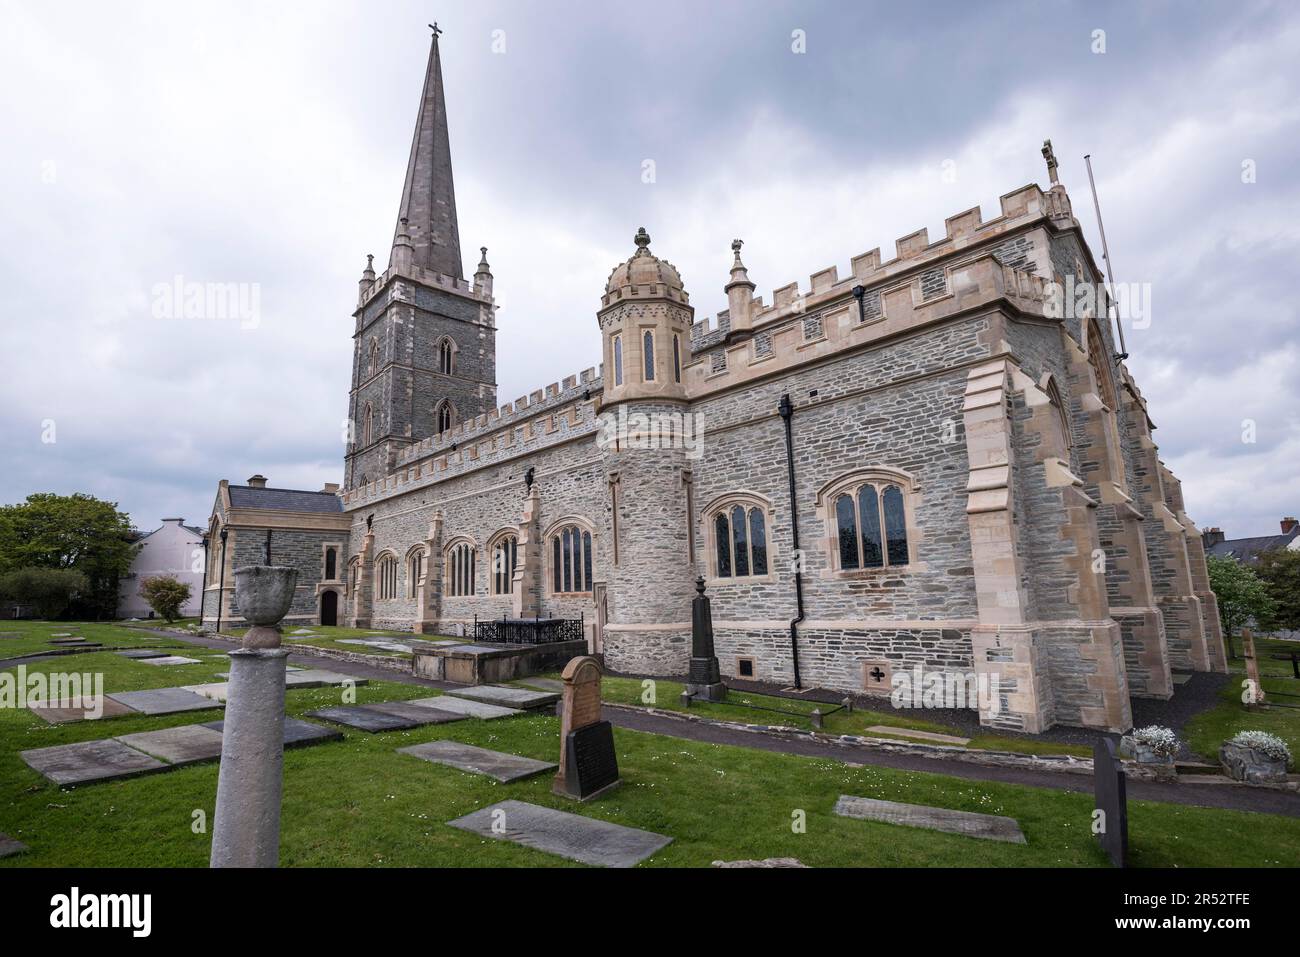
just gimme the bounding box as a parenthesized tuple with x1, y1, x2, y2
(138, 575, 192, 623)
(0, 566, 89, 619)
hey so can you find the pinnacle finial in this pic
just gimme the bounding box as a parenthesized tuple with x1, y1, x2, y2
(731, 238, 745, 264)
(1041, 138, 1059, 185)
(634, 226, 651, 250)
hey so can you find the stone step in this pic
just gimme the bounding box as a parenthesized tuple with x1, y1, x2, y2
(865, 725, 971, 746)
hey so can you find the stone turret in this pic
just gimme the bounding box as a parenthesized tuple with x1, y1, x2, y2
(597, 227, 693, 408)
(474, 246, 493, 298)
(357, 254, 376, 306)
(596, 227, 697, 678)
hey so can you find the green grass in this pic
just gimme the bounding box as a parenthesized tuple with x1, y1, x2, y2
(2, 623, 1297, 867)
(0, 620, 190, 660)
(1184, 676, 1300, 768)
(589, 675, 1094, 758)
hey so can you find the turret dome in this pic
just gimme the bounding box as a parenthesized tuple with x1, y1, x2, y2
(602, 228, 689, 306)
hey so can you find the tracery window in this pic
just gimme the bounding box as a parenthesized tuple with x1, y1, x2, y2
(406, 546, 426, 599)
(550, 523, 593, 594)
(707, 495, 771, 580)
(491, 532, 518, 595)
(439, 337, 455, 375)
(376, 553, 399, 600)
(819, 469, 916, 573)
(446, 540, 475, 597)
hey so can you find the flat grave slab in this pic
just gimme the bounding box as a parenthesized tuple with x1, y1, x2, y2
(200, 716, 343, 748)
(399, 740, 556, 782)
(0, 833, 28, 858)
(116, 649, 170, 660)
(408, 695, 521, 719)
(833, 795, 1026, 844)
(107, 688, 223, 716)
(448, 800, 673, 867)
(362, 701, 465, 725)
(182, 683, 231, 702)
(49, 638, 99, 646)
(28, 696, 137, 725)
(140, 655, 202, 667)
(51, 633, 73, 638)
(515, 677, 564, 692)
(304, 705, 424, 732)
(285, 669, 367, 689)
(21, 738, 167, 786)
(444, 685, 560, 709)
(866, 725, 971, 746)
(115, 725, 224, 766)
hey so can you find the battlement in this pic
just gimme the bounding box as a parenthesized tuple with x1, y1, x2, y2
(685, 252, 1048, 397)
(346, 364, 605, 507)
(343, 373, 604, 508)
(691, 182, 1073, 353)
(355, 259, 491, 316)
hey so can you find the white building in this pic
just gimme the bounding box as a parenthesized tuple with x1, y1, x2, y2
(119, 518, 205, 619)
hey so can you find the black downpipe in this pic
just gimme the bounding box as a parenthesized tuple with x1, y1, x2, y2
(778, 393, 804, 690)
(198, 536, 210, 624)
(215, 527, 228, 632)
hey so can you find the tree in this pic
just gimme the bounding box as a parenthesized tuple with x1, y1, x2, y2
(1207, 555, 1275, 652)
(0, 493, 138, 619)
(0, 567, 89, 619)
(139, 575, 192, 623)
(1255, 548, 1300, 633)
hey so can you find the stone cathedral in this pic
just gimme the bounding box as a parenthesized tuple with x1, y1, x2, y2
(202, 33, 1226, 734)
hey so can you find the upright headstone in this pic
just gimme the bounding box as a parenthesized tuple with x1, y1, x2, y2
(210, 565, 297, 868)
(553, 656, 619, 801)
(1093, 737, 1128, 868)
(1242, 627, 1267, 705)
(684, 576, 727, 702)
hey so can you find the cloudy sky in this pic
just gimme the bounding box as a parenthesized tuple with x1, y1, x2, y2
(1, 0, 1296, 539)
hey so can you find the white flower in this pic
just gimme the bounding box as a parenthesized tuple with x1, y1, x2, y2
(1230, 730, 1293, 763)
(1131, 724, 1180, 757)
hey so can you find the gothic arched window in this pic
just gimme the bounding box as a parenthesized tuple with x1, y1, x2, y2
(819, 469, 916, 574)
(490, 532, 518, 595)
(406, 546, 426, 599)
(549, 522, 593, 594)
(436, 400, 454, 435)
(446, 540, 475, 596)
(673, 334, 682, 383)
(367, 339, 379, 376)
(363, 403, 373, 445)
(324, 547, 337, 581)
(439, 338, 455, 375)
(706, 494, 772, 580)
(613, 335, 623, 386)
(643, 330, 656, 381)
(375, 553, 399, 600)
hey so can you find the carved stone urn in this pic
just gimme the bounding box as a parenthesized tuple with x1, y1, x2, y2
(233, 565, 298, 649)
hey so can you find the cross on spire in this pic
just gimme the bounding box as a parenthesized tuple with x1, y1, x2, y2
(429, 22, 441, 37)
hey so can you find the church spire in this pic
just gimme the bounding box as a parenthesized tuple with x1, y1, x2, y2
(391, 24, 462, 279)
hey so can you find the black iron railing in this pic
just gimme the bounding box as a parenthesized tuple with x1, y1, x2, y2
(473, 614, 584, 645)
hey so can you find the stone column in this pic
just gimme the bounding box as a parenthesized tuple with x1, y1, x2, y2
(349, 528, 375, 628)
(513, 486, 542, 619)
(416, 515, 443, 635)
(210, 565, 296, 869)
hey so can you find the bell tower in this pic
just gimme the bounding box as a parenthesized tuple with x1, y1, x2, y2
(345, 26, 497, 489)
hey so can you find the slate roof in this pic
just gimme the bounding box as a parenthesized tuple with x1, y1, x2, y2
(1206, 528, 1300, 563)
(227, 485, 343, 513)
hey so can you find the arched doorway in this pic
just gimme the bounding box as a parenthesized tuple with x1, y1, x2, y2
(320, 590, 338, 626)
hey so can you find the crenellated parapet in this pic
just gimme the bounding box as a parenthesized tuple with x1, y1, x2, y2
(685, 252, 1047, 398)
(343, 367, 604, 507)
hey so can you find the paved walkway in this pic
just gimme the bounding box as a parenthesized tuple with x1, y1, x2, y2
(148, 626, 1300, 819)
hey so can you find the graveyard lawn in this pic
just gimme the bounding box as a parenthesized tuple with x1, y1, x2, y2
(0, 621, 191, 661)
(1183, 673, 1300, 768)
(588, 674, 1094, 759)
(2, 627, 1298, 867)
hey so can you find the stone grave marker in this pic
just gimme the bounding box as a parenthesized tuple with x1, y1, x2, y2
(28, 696, 135, 725)
(1242, 627, 1267, 705)
(1093, 737, 1128, 867)
(553, 656, 619, 801)
(0, 833, 28, 858)
(834, 795, 1026, 844)
(21, 738, 167, 786)
(200, 716, 343, 748)
(116, 725, 225, 766)
(107, 687, 223, 716)
(408, 695, 520, 719)
(399, 740, 556, 782)
(444, 684, 558, 709)
(448, 800, 672, 867)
